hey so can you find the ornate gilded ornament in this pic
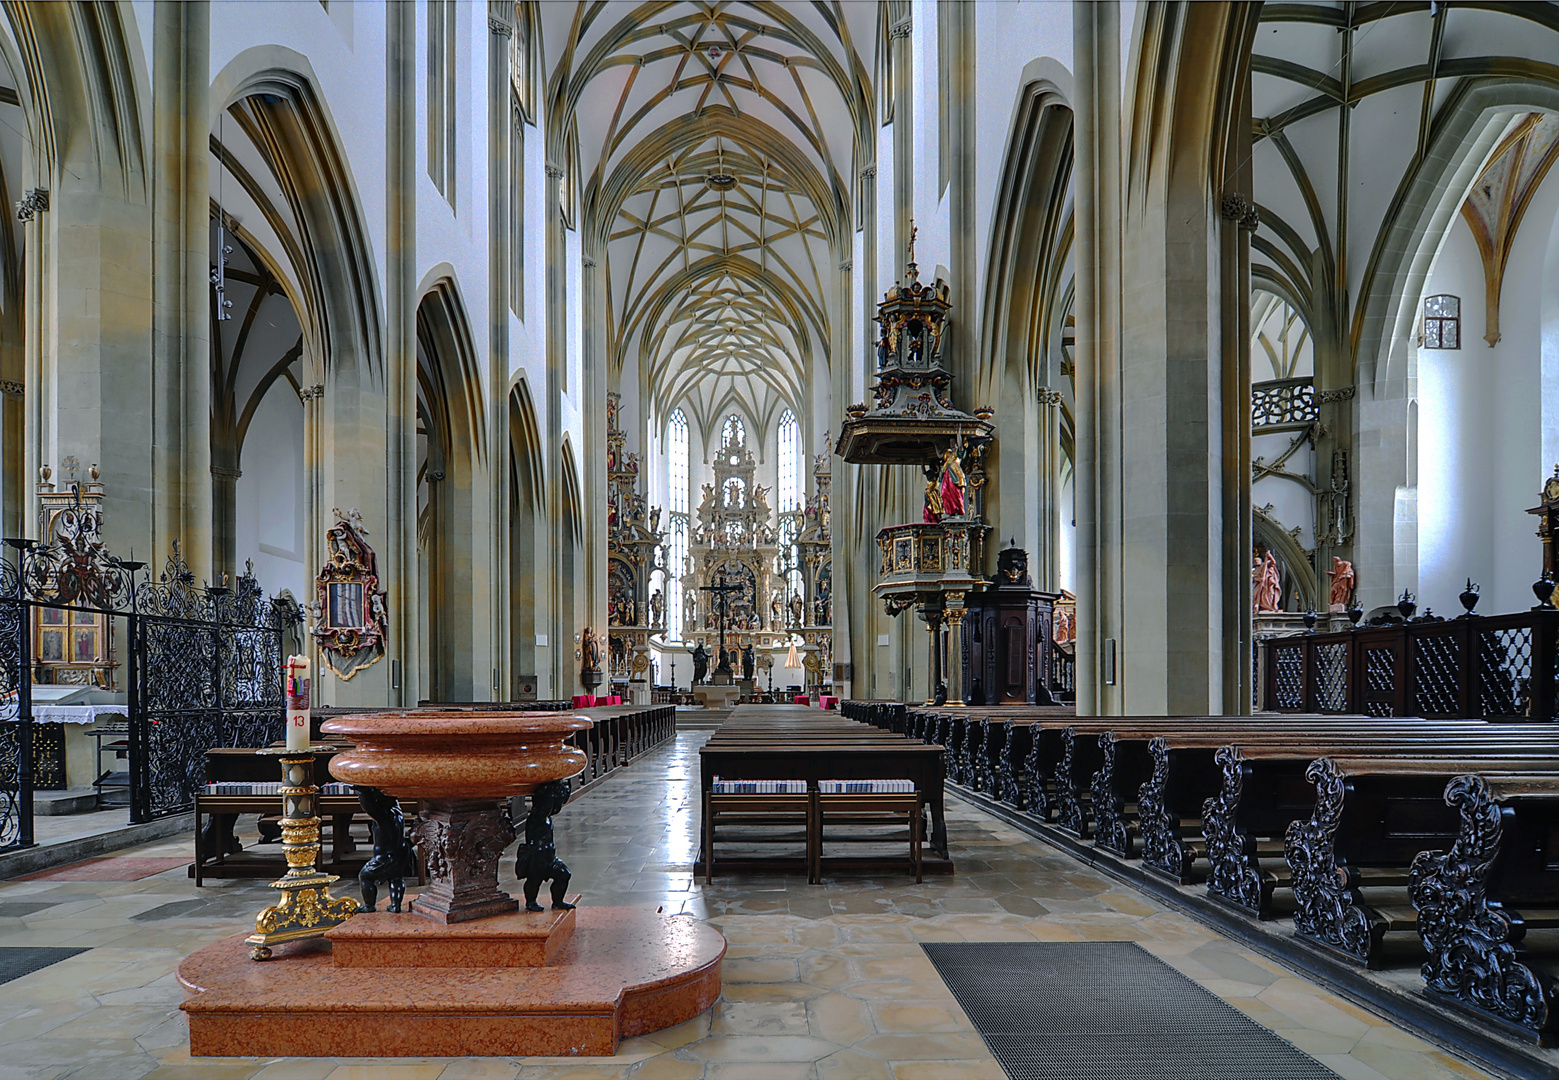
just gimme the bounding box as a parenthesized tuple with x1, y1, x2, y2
(308, 508, 387, 680)
(246, 750, 360, 960)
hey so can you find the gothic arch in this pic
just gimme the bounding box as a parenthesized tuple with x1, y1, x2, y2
(210, 47, 384, 384)
(978, 69, 1075, 587)
(1354, 80, 1559, 391)
(509, 378, 545, 692)
(416, 274, 485, 700)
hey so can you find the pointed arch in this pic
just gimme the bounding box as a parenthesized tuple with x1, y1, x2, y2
(210, 47, 385, 384)
(416, 274, 486, 701)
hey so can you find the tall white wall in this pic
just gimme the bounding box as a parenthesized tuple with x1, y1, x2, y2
(1419, 163, 1559, 615)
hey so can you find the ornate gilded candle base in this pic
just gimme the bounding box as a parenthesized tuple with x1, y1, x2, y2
(245, 748, 360, 960)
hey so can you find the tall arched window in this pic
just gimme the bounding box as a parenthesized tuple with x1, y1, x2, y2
(777, 409, 801, 512)
(668, 410, 690, 641)
(721, 413, 745, 448)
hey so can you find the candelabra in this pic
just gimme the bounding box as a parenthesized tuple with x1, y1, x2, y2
(245, 748, 360, 960)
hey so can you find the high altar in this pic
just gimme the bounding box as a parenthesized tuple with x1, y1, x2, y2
(679, 424, 833, 694)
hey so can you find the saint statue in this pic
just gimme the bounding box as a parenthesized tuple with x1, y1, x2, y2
(789, 593, 804, 627)
(1329, 557, 1355, 613)
(938, 445, 967, 518)
(581, 627, 602, 672)
(648, 589, 664, 627)
(1252, 551, 1282, 613)
(691, 642, 708, 685)
(741, 644, 755, 681)
(923, 462, 944, 523)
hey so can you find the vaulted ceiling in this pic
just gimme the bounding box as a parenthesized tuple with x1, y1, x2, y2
(1246, 1, 1559, 379)
(541, 1, 875, 436)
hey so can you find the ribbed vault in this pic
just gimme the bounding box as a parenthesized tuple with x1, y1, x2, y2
(543, 0, 873, 428)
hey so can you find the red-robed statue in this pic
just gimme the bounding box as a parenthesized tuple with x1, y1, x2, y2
(939, 445, 967, 518)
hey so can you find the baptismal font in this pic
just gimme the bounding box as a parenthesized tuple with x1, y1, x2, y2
(177, 707, 725, 1057)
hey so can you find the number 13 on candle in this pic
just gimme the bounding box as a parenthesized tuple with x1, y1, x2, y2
(284, 654, 311, 751)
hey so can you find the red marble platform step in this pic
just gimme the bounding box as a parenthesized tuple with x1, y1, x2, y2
(330, 901, 577, 968)
(178, 905, 725, 1057)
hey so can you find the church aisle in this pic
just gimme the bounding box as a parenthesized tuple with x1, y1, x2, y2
(0, 729, 1490, 1080)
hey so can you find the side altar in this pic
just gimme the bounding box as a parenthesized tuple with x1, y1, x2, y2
(605, 392, 666, 699)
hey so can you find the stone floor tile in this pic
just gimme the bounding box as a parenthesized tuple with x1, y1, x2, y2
(816, 1049, 892, 1080)
(868, 1001, 974, 1034)
(247, 1062, 341, 1080)
(888, 1058, 1007, 1080)
(622, 1056, 703, 1080)
(680, 1035, 837, 1063)
(804, 992, 873, 1044)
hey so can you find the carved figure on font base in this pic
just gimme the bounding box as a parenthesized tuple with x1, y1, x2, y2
(514, 780, 575, 912)
(355, 785, 417, 913)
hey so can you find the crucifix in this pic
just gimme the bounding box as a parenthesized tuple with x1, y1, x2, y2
(699, 575, 744, 678)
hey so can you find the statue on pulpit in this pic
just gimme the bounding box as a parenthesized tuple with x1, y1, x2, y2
(938, 445, 966, 518)
(923, 462, 944, 523)
(1329, 557, 1355, 613)
(692, 643, 709, 685)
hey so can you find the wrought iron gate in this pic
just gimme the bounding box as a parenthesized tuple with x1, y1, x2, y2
(1, 516, 294, 848)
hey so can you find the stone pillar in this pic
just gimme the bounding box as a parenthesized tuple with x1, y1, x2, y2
(581, 248, 609, 677)
(384, 0, 419, 706)
(543, 161, 568, 696)
(945, 597, 967, 707)
(151, 0, 211, 582)
(945, 0, 975, 409)
(1072, 1, 1123, 715)
(890, 9, 914, 279)
(210, 464, 240, 580)
(487, 5, 514, 699)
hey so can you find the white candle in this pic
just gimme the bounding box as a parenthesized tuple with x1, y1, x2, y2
(284, 654, 311, 751)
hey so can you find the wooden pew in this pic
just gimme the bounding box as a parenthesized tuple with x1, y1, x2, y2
(1283, 755, 1559, 969)
(698, 705, 949, 868)
(1409, 771, 1559, 1042)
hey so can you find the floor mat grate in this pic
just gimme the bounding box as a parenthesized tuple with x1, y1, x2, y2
(922, 942, 1340, 1080)
(0, 946, 88, 986)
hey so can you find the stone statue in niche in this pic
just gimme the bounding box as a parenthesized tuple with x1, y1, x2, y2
(1329, 557, 1355, 613)
(514, 780, 574, 912)
(648, 589, 664, 627)
(356, 785, 417, 913)
(1253, 550, 1283, 613)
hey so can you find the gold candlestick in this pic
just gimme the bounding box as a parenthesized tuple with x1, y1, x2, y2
(245, 748, 359, 960)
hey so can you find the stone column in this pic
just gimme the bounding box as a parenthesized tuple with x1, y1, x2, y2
(890, 8, 913, 271)
(945, 0, 975, 408)
(151, 0, 212, 582)
(1072, 1, 1123, 714)
(581, 247, 609, 676)
(945, 597, 967, 706)
(543, 160, 567, 696)
(385, 0, 419, 706)
(487, 5, 514, 699)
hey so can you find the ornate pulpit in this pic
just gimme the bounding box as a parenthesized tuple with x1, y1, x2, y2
(837, 227, 993, 704)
